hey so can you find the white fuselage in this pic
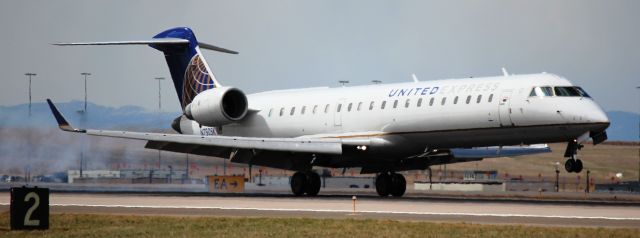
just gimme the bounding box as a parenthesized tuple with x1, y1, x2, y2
(189, 73, 609, 156)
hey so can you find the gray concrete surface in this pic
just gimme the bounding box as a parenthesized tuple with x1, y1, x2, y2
(1, 192, 639, 228)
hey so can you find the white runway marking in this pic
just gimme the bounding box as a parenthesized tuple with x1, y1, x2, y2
(3, 202, 638, 221)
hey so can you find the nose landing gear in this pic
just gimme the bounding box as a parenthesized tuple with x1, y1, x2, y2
(564, 141, 584, 173)
(375, 172, 406, 197)
(564, 156, 583, 173)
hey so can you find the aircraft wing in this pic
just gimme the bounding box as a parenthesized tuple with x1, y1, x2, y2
(46, 99, 342, 155)
(450, 144, 551, 159)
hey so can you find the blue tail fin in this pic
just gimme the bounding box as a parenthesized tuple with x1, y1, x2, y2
(150, 27, 235, 110)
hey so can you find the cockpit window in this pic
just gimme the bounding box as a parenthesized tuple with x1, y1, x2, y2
(575, 87, 591, 98)
(554, 87, 582, 97)
(529, 86, 553, 97)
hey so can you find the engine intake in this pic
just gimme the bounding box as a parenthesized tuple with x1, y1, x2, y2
(184, 87, 248, 127)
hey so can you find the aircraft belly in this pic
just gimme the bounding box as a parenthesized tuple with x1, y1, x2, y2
(383, 123, 607, 149)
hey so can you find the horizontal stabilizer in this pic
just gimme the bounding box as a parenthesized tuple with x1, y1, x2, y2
(53, 39, 238, 54)
(199, 42, 238, 54)
(52, 38, 189, 46)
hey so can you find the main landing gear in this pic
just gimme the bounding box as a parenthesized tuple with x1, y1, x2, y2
(290, 171, 321, 196)
(564, 141, 584, 173)
(375, 172, 406, 197)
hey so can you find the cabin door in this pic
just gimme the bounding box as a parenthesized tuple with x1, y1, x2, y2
(498, 89, 514, 127)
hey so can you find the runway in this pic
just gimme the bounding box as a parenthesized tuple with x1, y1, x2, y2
(2, 192, 640, 228)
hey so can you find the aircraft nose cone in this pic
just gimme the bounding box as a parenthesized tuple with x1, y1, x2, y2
(589, 105, 609, 124)
(586, 102, 610, 132)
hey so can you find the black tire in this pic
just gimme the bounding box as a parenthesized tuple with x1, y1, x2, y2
(305, 172, 321, 196)
(390, 173, 406, 197)
(574, 159, 583, 173)
(564, 159, 575, 173)
(290, 172, 306, 196)
(375, 173, 392, 197)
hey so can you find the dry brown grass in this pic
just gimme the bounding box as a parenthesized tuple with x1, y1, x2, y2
(0, 213, 638, 238)
(444, 143, 640, 184)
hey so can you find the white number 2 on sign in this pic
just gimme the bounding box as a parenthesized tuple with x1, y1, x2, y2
(23, 192, 40, 226)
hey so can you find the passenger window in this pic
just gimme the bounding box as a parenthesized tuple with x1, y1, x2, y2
(488, 94, 494, 103)
(301, 106, 306, 115)
(347, 103, 353, 112)
(381, 101, 387, 109)
(290, 107, 295, 116)
(312, 105, 318, 114)
(324, 104, 330, 113)
(268, 108, 273, 117)
(369, 101, 375, 110)
(429, 98, 434, 106)
(417, 98, 422, 107)
(441, 97, 447, 105)
(393, 100, 398, 108)
(466, 95, 471, 104)
(476, 95, 482, 103)
(453, 96, 458, 104)
(357, 102, 362, 111)
(337, 104, 342, 112)
(405, 99, 410, 108)
(279, 107, 284, 116)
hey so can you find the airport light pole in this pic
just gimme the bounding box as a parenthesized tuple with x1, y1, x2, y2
(154, 77, 165, 112)
(555, 162, 560, 192)
(154, 77, 165, 169)
(81, 73, 91, 113)
(24, 73, 36, 116)
(24, 73, 36, 182)
(637, 86, 640, 182)
(79, 73, 91, 178)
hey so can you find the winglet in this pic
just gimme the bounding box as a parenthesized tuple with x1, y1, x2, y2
(46, 99, 86, 133)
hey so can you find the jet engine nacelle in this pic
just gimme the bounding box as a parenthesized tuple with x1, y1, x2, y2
(184, 87, 248, 127)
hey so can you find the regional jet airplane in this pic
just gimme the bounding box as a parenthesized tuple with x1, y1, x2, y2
(47, 27, 610, 197)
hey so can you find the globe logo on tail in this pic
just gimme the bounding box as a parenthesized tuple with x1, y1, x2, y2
(182, 54, 215, 108)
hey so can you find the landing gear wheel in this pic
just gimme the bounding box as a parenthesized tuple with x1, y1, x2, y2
(290, 172, 307, 196)
(574, 159, 583, 173)
(564, 159, 575, 173)
(305, 172, 321, 196)
(390, 173, 406, 197)
(375, 173, 392, 197)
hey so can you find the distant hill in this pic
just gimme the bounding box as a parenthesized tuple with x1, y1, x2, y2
(0, 102, 638, 141)
(606, 111, 639, 141)
(0, 101, 178, 131)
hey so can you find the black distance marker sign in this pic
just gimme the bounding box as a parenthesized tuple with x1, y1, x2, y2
(10, 187, 49, 230)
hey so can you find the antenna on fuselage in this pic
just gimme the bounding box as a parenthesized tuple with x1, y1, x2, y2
(501, 68, 509, 77)
(411, 73, 419, 82)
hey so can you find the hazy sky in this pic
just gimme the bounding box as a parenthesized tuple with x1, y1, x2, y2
(1, 1, 638, 113)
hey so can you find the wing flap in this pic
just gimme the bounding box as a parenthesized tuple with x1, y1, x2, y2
(451, 144, 551, 159)
(89, 129, 342, 154)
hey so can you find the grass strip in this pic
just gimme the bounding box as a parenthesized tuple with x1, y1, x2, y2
(0, 212, 637, 238)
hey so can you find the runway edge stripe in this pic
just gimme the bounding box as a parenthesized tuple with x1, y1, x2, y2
(2, 203, 637, 221)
